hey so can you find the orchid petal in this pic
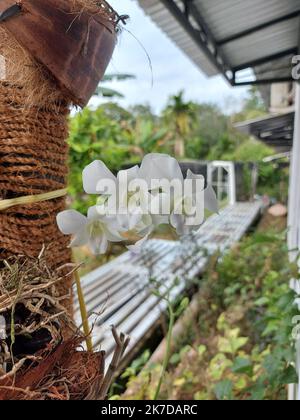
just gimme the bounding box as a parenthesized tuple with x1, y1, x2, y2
(69, 227, 90, 247)
(149, 191, 172, 217)
(204, 185, 219, 213)
(83, 160, 116, 194)
(186, 169, 205, 196)
(56, 210, 87, 235)
(118, 214, 133, 231)
(127, 233, 151, 254)
(170, 212, 183, 233)
(102, 217, 124, 242)
(117, 165, 140, 184)
(135, 215, 154, 236)
(103, 227, 124, 242)
(139, 153, 183, 187)
(88, 234, 108, 255)
(170, 213, 191, 236)
(186, 169, 205, 183)
(87, 205, 100, 220)
(128, 212, 143, 230)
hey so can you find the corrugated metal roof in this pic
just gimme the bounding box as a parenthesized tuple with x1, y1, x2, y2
(235, 111, 295, 151)
(137, 0, 300, 83)
(138, 0, 220, 76)
(221, 18, 298, 68)
(196, 0, 299, 40)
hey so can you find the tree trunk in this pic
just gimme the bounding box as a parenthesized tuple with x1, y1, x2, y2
(174, 136, 185, 158)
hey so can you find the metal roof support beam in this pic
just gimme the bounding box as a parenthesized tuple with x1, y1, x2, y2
(160, 0, 233, 84)
(233, 48, 298, 72)
(233, 77, 294, 86)
(217, 11, 300, 46)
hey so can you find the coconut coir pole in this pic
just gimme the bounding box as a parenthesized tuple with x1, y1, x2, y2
(0, 0, 118, 319)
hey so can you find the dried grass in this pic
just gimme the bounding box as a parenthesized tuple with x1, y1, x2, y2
(0, 337, 105, 400)
(0, 254, 77, 371)
(0, 254, 103, 400)
(0, 255, 130, 400)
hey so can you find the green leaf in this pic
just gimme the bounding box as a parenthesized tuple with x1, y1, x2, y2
(248, 383, 266, 400)
(279, 366, 298, 385)
(102, 73, 135, 82)
(176, 297, 190, 316)
(198, 345, 207, 357)
(209, 354, 232, 380)
(262, 321, 278, 337)
(231, 358, 253, 376)
(96, 87, 124, 98)
(218, 332, 248, 355)
(254, 297, 269, 307)
(214, 380, 233, 401)
(169, 353, 181, 366)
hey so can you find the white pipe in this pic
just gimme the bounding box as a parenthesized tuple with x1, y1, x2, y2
(288, 83, 300, 400)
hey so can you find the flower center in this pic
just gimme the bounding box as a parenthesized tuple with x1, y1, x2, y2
(89, 220, 104, 238)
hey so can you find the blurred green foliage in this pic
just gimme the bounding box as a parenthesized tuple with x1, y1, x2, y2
(68, 87, 288, 213)
(114, 227, 299, 400)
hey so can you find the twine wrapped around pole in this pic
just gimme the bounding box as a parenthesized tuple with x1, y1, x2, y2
(0, 81, 73, 315)
(0, 189, 68, 212)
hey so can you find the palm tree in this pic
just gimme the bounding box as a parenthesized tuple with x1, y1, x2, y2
(95, 73, 135, 98)
(164, 91, 195, 158)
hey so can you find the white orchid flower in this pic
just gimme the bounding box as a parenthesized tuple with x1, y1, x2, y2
(116, 165, 149, 231)
(170, 196, 202, 235)
(74, 154, 219, 251)
(83, 160, 150, 231)
(170, 171, 204, 235)
(56, 207, 123, 255)
(186, 169, 219, 214)
(139, 153, 184, 220)
(139, 153, 184, 192)
(83, 160, 116, 195)
(127, 214, 153, 254)
(170, 170, 218, 236)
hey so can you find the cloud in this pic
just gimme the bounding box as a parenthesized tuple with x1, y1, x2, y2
(92, 0, 248, 114)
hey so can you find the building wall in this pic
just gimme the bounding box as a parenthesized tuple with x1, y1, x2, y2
(269, 83, 295, 114)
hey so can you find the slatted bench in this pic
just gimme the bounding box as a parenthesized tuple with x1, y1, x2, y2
(74, 201, 262, 366)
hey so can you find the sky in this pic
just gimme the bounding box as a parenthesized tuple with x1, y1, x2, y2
(92, 0, 249, 114)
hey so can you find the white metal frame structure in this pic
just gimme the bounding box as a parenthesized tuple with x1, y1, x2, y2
(288, 83, 300, 401)
(207, 161, 237, 206)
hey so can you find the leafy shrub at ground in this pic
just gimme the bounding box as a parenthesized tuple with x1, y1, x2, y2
(119, 227, 300, 400)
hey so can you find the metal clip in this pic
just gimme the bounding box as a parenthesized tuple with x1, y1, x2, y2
(0, 4, 22, 23)
(116, 14, 130, 26)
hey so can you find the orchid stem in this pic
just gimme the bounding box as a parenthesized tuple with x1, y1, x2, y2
(154, 303, 175, 400)
(73, 254, 93, 352)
